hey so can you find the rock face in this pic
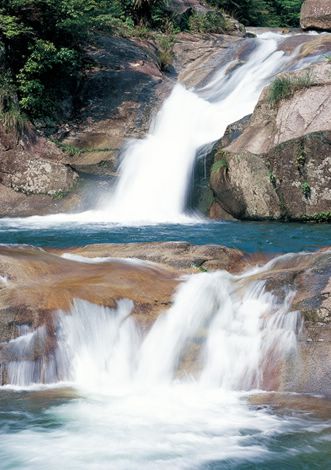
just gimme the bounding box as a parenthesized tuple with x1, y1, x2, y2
(210, 61, 331, 221)
(0, 35, 167, 217)
(0, 125, 83, 216)
(301, 0, 331, 31)
(63, 35, 166, 178)
(248, 250, 331, 395)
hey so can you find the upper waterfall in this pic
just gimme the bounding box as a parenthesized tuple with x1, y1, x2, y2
(101, 33, 304, 224)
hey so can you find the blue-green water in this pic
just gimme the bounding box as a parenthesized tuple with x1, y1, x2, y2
(0, 218, 330, 469)
(0, 389, 330, 470)
(0, 220, 330, 252)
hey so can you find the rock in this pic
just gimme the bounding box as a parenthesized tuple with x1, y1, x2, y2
(170, 0, 208, 15)
(210, 62, 331, 221)
(62, 35, 167, 179)
(0, 122, 84, 216)
(248, 249, 331, 396)
(301, 0, 331, 31)
(173, 33, 246, 88)
(210, 151, 281, 219)
(0, 151, 78, 196)
(59, 241, 246, 273)
(0, 243, 330, 393)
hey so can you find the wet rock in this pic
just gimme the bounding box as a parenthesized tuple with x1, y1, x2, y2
(62, 241, 246, 273)
(301, 0, 331, 31)
(210, 61, 331, 221)
(249, 250, 331, 396)
(0, 243, 330, 393)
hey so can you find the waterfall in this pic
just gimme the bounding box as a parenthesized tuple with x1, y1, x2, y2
(2, 264, 301, 390)
(102, 33, 305, 224)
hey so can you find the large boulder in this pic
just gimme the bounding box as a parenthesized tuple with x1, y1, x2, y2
(60, 35, 166, 178)
(301, 0, 331, 31)
(210, 61, 331, 221)
(0, 123, 83, 216)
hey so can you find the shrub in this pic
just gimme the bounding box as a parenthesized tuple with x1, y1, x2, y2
(268, 171, 277, 187)
(268, 72, 313, 105)
(188, 11, 227, 34)
(156, 34, 175, 71)
(0, 72, 29, 134)
(303, 212, 331, 223)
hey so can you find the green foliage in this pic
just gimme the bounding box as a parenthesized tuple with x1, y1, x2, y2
(268, 72, 313, 105)
(211, 158, 228, 173)
(156, 33, 175, 71)
(303, 212, 331, 223)
(188, 11, 227, 34)
(268, 171, 277, 187)
(0, 71, 28, 133)
(207, 0, 304, 27)
(301, 181, 311, 199)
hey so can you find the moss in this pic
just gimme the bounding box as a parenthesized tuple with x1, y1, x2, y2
(278, 193, 289, 219)
(268, 171, 277, 188)
(301, 181, 311, 199)
(268, 72, 313, 105)
(303, 212, 331, 223)
(53, 140, 117, 157)
(211, 158, 228, 174)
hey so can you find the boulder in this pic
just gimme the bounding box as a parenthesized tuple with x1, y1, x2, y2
(301, 0, 331, 31)
(0, 123, 83, 216)
(249, 250, 331, 396)
(61, 35, 166, 178)
(210, 61, 331, 221)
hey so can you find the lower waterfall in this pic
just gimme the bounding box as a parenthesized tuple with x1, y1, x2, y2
(4, 266, 301, 390)
(0, 264, 307, 470)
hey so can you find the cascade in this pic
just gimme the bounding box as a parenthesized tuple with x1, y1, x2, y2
(3, 264, 301, 390)
(102, 33, 309, 224)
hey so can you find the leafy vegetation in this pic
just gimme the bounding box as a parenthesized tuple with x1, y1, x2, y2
(268, 171, 277, 187)
(0, 0, 305, 124)
(303, 212, 331, 223)
(207, 0, 304, 27)
(188, 11, 229, 34)
(301, 181, 311, 199)
(268, 72, 313, 105)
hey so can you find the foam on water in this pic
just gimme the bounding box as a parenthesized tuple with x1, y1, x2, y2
(0, 263, 308, 469)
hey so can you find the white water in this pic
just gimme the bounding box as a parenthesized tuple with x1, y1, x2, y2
(0, 33, 318, 228)
(102, 33, 309, 224)
(3, 267, 301, 390)
(0, 267, 304, 468)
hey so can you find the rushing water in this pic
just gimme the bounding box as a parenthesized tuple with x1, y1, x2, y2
(0, 33, 320, 228)
(0, 32, 330, 469)
(0, 266, 330, 468)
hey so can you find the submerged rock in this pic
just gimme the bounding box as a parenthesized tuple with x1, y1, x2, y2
(301, 0, 331, 31)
